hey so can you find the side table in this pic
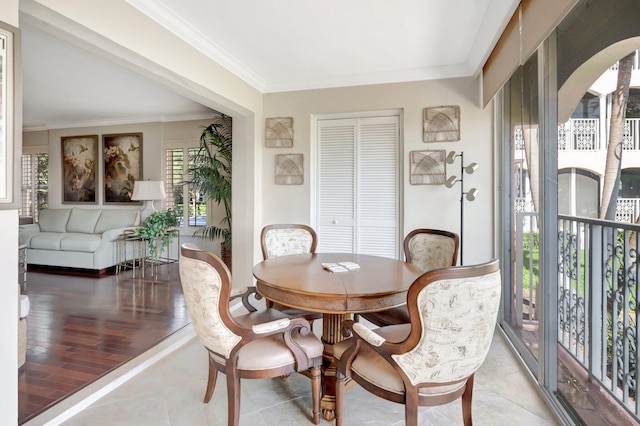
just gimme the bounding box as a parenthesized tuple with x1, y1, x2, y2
(115, 231, 146, 278)
(145, 228, 180, 277)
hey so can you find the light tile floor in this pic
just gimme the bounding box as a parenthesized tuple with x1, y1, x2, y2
(38, 326, 558, 426)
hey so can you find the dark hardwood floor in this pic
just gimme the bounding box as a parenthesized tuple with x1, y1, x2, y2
(18, 263, 189, 424)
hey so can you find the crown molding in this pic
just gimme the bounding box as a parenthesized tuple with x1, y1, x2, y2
(126, 0, 266, 92)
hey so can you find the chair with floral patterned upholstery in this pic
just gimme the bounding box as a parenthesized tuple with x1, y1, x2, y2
(179, 243, 323, 426)
(334, 259, 501, 426)
(360, 228, 459, 326)
(259, 224, 323, 326)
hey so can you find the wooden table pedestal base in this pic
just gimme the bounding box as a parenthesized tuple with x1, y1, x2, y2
(320, 312, 355, 421)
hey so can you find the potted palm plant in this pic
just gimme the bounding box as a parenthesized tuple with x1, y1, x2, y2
(187, 113, 232, 268)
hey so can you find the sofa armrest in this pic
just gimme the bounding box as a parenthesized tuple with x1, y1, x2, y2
(101, 227, 142, 242)
(19, 223, 40, 233)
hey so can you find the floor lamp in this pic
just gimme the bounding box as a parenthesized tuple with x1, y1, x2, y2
(444, 151, 478, 265)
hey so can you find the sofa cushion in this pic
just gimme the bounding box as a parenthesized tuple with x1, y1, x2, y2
(29, 233, 65, 250)
(19, 231, 40, 247)
(66, 208, 102, 234)
(38, 209, 72, 233)
(95, 209, 139, 234)
(60, 234, 102, 252)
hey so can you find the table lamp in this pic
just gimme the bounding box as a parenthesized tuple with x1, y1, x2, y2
(131, 180, 166, 222)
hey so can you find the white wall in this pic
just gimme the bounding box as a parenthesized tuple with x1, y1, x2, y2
(24, 119, 211, 208)
(0, 212, 19, 426)
(23, 119, 223, 257)
(0, 2, 20, 424)
(263, 78, 495, 266)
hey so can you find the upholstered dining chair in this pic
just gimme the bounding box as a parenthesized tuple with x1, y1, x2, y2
(179, 243, 323, 426)
(360, 228, 459, 326)
(259, 224, 323, 326)
(334, 259, 501, 426)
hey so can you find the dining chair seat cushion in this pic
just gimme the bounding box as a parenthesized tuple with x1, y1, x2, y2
(362, 305, 409, 326)
(333, 324, 466, 397)
(211, 331, 323, 370)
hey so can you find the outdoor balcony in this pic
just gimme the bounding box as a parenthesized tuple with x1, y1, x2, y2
(515, 212, 640, 424)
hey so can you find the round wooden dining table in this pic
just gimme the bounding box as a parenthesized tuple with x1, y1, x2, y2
(253, 252, 422, 421)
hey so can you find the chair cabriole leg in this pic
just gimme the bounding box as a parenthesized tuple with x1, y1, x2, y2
(203, 355, 218, 403)
(461, 374, 475, 426)
(405, 390, 418, 426)
(226, 367, 241, 426)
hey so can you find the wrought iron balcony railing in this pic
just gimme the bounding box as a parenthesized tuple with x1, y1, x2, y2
(515, 118, 640, 152)
(515, 212, 640, 421)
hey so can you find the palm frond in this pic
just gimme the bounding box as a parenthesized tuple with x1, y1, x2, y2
(185, 113, 233, 245)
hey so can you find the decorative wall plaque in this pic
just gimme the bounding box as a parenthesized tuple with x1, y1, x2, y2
(410, 150, 446, 185)
(265, 117, 294, 148)
(423, 105, 460, 142)
(275, 154, 303, 185)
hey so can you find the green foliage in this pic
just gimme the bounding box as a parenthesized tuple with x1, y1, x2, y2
(186, 113, 232, 247)
(522, 242, 539, 291)
(135, 209, 179, 259)
(522, 232, 539, 250)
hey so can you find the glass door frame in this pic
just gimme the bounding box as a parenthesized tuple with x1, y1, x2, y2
(496, 32, 576, 424)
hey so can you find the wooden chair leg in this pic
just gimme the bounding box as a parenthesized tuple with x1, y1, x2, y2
(335, 369, 345, 426)
(226, 367, 241, 426)
(310, 365, 321, 425)
(203, 355, 218, 403)
(405, 390, 419, 426)
(461, 374, 475, 426)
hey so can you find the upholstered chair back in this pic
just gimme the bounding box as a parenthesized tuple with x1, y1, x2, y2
(393, 261, 501, 384)
(179, 244, 240, 358)
(261, 224, 318, 259)
(404, 229, 459, 272)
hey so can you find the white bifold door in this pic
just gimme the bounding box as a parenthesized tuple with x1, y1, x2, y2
(315, 115, 400, 259)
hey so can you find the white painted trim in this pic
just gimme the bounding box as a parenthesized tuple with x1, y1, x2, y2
(125, 0, 266, 92)
(23, 112, 217, 132)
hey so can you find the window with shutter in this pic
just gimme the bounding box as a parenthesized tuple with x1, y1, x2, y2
(20, 152, 48, 222)
(165, 147, 207, 229)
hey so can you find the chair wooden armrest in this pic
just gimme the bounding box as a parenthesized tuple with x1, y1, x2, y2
(229, 285, 262, 312)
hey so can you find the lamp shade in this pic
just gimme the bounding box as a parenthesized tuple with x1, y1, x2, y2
(464, 163, 479, 174)
(131, 180, 166, 201)
(446, 151, 458, 164)
(444, 175, 458, 188)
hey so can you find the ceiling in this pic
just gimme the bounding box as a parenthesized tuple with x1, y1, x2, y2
(21, 0, 518, 130)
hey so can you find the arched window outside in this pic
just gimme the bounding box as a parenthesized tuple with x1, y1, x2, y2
(558, 168, 600, 218)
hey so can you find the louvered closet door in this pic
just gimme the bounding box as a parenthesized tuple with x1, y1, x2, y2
(317, 119, 356, 252)
(316, 115, 399, 258)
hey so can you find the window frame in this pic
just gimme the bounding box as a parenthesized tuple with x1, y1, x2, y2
(164, 141, 210, 234)
(20, 145, 48, 222)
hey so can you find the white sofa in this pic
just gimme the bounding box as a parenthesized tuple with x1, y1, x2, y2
(19, 208, 140, 272)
